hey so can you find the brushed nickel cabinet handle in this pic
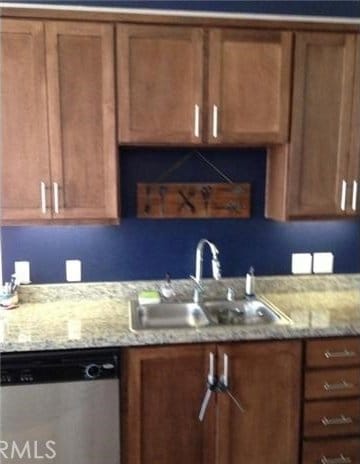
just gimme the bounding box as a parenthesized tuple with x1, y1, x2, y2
(340, 180, 347, 211)
(321, 415, 353, 426)
(352, 180, 358, 211)
(321, 454, 352, 464)
(53, 182, 60, 214)
(219, 353, 245, 413)
(324, 380, 354, 391)
(194, 104, 200, 138)
(222, 353, 228, 388)
(198, 352, 216, 422)
(40, 181, 47, 214)
(324, 349, 356, 359)
(212, 105, 218, 138)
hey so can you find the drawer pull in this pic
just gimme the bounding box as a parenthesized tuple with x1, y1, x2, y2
(324, 350, 357, 359)
(321, 415, 353, 426)
(324, 380, 354, 391)
(321, 454, 352, 464)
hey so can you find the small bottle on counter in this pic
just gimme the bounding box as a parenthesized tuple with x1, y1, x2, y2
(245, 267, 255, 298)
(160, 273, 176, 300)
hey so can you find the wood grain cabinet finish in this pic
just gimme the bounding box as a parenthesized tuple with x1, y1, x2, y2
(303, 438, 360, 464)
(122, 344, 216, 464)
(122, 341, 302, 464)
(117, 24, 204, 144)
(348, 34, 360, 217)
(306, 338, 360, 368)
(1, 19, 118, 224)
(1, 20, 51, 222)
(216, 341, 301, 464)
(46, 21, 118, 222)
(208, 29, 292, 144)
(303, 338, 360, 463)
(266, 32, 358, 220)
(117, 24, 292, 145)
(304, 399, 360, 438)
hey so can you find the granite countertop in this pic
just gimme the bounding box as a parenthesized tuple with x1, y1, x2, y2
(1, 276, 360, 352)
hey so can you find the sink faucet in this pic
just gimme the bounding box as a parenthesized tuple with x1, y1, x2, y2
(190, 239, 221, 304)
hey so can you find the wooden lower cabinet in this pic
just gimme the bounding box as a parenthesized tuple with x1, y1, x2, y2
(122, 344, 216, 464)
(303, 438, 360, 464)
(216, 341, 302, 464)
(303, 338, 360, 464)
(122, 340, 302, 464)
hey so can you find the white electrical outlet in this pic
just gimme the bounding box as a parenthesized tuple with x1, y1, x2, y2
(67, 319, 82, 340)
(291, 253, 312, 274)
(66, 260, 82, 282)
(313, 252, 334, 274)
(14, 261, 31, 284)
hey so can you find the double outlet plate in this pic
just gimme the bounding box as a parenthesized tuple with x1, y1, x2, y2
(292, 253, 334, 274)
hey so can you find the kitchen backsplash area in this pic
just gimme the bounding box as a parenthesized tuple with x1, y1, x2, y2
(2, 148, 360, 283)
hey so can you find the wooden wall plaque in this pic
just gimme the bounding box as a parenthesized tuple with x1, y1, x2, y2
(137, 183, 250, 218)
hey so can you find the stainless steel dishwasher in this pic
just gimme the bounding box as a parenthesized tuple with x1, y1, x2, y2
(0, 349, 120, 463)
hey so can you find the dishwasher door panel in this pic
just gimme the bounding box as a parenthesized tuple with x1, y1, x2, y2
(0, 379, 120, 464)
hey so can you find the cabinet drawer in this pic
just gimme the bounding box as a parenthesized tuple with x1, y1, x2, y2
(304, 399, 360, 437)
(305, 368, 360, 400)
(307, 339, 360, 368)
(303, 438, 360, 464)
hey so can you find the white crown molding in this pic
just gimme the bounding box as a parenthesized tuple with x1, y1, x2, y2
(0, 2, 359, 25)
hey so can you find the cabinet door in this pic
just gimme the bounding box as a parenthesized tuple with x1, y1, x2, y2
(46, 21, 118, 221)
(122, 344, 216, 464)
(217, 341, 302, 464)
(348, 35, 360, 216)
(288, 32, 356, 217)
(117, 24, 204, 144)
(208, 29, 291, 144)
(1, 20, 51, 222)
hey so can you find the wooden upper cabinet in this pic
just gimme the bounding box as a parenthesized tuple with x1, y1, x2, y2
(122, 344, 216, 464)
(46, 21, 118, 221)
(117, 24, 204, 144)
(348, 35, 360, 217)
(216, 341, 301, 464)
(266, 32, 357, 220)
(1, 20, 51, 222)
(207, 29, 292, 144)
(116, 24, 291, 146)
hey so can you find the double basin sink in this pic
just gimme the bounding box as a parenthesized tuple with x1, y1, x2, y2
(129, 297, 291, 331)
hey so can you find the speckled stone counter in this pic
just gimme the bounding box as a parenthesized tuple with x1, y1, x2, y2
(1, 275, 360, 353)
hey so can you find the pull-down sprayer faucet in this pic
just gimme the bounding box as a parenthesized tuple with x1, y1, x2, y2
(190, 239, 221, 303)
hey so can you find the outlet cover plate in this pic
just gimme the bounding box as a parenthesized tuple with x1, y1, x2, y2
(313, 252, 334, 274)
(66, 260, 82, 282)
(291, 253, 312, 274)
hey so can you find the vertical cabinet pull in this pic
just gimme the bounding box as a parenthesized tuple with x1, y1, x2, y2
(352, 180, 358, 212)
(40, 182, 47, 214)
(53, 182, 60, 214)
(340, 180, 347, 211)
(222, 353, 229, 388)
(198, 352, 216, 422)
(321, 454, 352, 464)
(212, 105, 218, 139)
(194, 104, 200, 138)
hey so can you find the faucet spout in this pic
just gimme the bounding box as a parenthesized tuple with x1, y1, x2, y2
(191, 239, 222, 303)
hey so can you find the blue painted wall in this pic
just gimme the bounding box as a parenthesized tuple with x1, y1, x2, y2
(1, 1, 360, 283)
(2, 148, 360, 283)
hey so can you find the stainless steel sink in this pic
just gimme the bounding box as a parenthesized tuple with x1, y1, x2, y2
(202, 298, 291, 326)
(129, 301, 212, 331)
(129, 297, 291, 331)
